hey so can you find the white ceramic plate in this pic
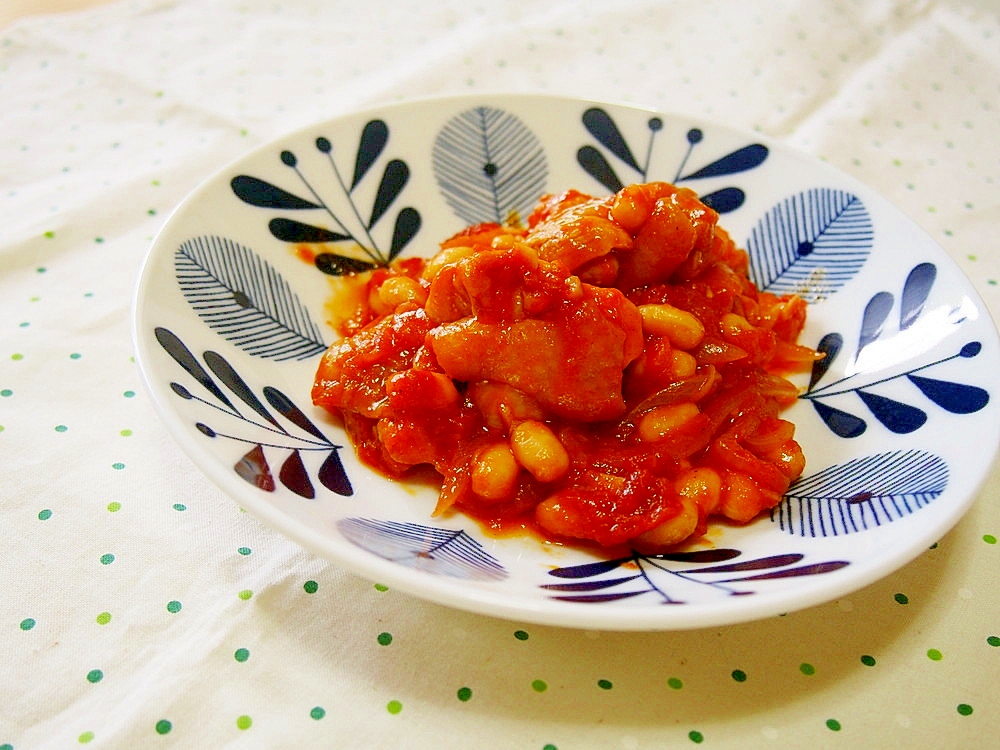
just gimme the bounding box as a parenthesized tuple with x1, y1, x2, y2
(132, 94, 1000, 630)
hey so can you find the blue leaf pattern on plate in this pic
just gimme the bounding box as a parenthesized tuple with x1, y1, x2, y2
(154, 327, 353, 498)
(337, 518, 508, 581)
(231, 125, 421, 273)
(899, 262, 937, 330)
(576, 109, 763, 213)
(350, 119, 389, 189)
(582, 107, 644, 173)
(803, 262, 990, 437)
(773, 450, 948, 537)
(175, 236, 327, 361)
(856, 390, 927, 434)
(543, 549, 848, 603)
(856, 291, 895, 358)
(697, 187, 746, 214)
(678, 143, 768, 181)
(745, 188, 873, 302)
(432, 106, 547, 225)
(230, 174, 322, 210)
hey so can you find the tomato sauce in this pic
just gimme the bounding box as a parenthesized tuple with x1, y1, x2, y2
(312, 182, 816, 552)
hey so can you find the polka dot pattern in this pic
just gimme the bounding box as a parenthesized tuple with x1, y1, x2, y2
(3, 2, 1000, 749)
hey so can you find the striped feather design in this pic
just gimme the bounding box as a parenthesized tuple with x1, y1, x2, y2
(746, 188, 873, 302)
(337, 518, 508, 581)
(432, 106, 547, 225)
(175, 235, 326, 361)
(773, 450, 948, 537)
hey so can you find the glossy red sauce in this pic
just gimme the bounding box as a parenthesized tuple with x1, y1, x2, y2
(312, 183, 816, 552)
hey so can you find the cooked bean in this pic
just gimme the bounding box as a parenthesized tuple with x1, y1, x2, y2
(675, 466, 722, 515)
(490, 235, 541, 271)
(717, 470, 769, 523)
(776, 440, 806, 479)
(637, 402, 700, 442)
(669, 349, 698, 379)
(609, 186, 652, 232)
(719, 312, 752, 335)
(637, 303, 705, 349)
(377, 276, 428, 312)
(634, 496, 699, 548)
(421, 245, 475, 281)
(510, 420, 569, 483)
(576, 254, 620, 286)
(471, 443, 520, 500)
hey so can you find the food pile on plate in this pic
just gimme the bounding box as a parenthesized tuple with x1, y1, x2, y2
(313, 182, 815, 551)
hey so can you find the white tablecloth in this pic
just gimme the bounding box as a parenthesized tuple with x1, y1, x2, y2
(4, 1, 1000, 747)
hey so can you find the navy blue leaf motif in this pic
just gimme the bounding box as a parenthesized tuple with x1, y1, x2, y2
(203, 350, 281, 428)
(268, 218, 350, 244)
(551, 590, 649, 604)
(230, 175, 321, 210)
(657, 548, 743, 564)
(803, 262, 989, 438)
(907, 375, 989, 414)
(351, 120, 389, 190)
(546, 548, 743, 583)
(368, 159, 409, 229)
(575, 111, 761, 215)
(725, 561, 850, 581)
(314, 254, 376, 275)
(337, 518, 508, 581)
(154, 328, 353, 497)
(683, 553, 803, 574)
(582, 107, 641, 171)
(811, 400, 867, 438)
(547, 558, 633, 579)
(263, 386, 328, 440)
(542, 575, 643, 592)
(810, 333, 843, 390)
(233, 122, 420, 273)
(900, 263, 937, 330)
(857, 291, 894, 357)
(576, 107, 663, 193)
(773, 450, 948, 537)
(577, 145, 623, 193)
(433, 106, 548, 225)
(857, 390, 927, 433)
(389, 207, 422, 260)
(679, 144, 768, 180)
(577, 109, 662, 194)
(745, 188, 873, 302)
(698, 187, 745, 214)
(261, 388, 354, 493)
(318, 449, 354, 496)
(671, 128, 764, 213)
(155, 327, 237, 411)
(543, 548, 848, 604)
(279, 449, 315, 498)
(175, 236, 327, 361)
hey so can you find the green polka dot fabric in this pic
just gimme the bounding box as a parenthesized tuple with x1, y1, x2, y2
(3, 1, 1000, 748)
